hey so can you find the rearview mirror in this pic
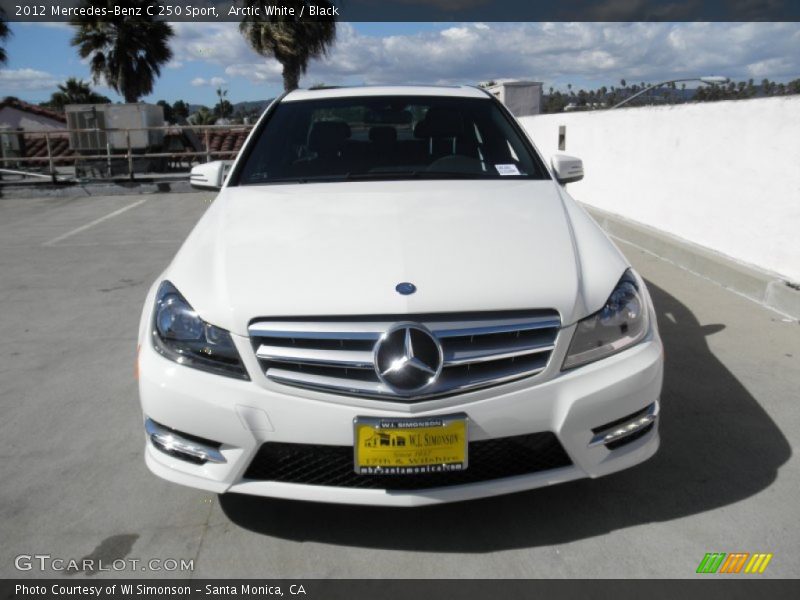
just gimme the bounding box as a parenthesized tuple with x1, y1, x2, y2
(190, 161, 230, 190)
(551, 154, 584, 184)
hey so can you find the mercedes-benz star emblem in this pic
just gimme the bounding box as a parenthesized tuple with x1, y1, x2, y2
(374, 323, 443, 394)
(395, 282, 417, 295)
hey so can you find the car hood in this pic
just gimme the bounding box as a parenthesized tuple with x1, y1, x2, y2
(167, 180, 628, 336)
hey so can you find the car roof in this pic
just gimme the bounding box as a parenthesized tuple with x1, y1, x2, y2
(282, 85, 491, 102)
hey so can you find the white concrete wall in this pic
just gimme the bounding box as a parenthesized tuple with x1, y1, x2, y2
(519, 96, 800, 283)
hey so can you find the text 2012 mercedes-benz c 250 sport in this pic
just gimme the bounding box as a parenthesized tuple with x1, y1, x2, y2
(137, 86, 663, 506)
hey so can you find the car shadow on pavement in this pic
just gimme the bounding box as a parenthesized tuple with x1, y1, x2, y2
(219, 281, 791, 552)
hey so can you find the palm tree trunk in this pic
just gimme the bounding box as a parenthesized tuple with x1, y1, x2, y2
(282, 61, 300, 92)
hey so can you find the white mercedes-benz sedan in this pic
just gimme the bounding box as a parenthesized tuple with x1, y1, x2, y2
(137, 85, 663, 506)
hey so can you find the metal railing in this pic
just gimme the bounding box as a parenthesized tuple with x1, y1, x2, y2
(0, 123, 254, 183)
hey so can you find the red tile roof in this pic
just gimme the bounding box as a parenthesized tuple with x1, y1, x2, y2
(163, 128, 250, 156)
(205, 129, 250, 154)
(1, 98, 67, 123)
(12, 128, 251, 166)
(18, 133, 74, 166)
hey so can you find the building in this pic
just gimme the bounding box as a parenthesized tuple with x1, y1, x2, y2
(0, 98, 67, 131)
(483, 80, 543, 117)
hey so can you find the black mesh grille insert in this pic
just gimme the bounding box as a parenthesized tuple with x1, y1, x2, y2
(243, 432, 572, 490)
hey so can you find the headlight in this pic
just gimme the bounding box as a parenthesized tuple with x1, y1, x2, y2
(563, 269, 650, 370)
(151, 281, 249, 380)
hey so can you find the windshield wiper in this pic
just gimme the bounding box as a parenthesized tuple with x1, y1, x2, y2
(245, 171, 500, 185)
(344, 170, 488, 180)
(247, 174, 349, 184)
(418, 171, 491, 179)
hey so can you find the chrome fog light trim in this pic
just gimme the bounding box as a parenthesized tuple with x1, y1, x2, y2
(588, 401, 659, 448)
(145, 418, 226, 464)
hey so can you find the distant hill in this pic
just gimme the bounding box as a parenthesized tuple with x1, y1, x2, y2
(188, 99, 273, 116)
(233, 99, 273, 115)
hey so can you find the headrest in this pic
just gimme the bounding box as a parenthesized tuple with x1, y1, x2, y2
(414, 107, 464, 138)
(369, 126, 397, 145)
(308, 120, 351, 153)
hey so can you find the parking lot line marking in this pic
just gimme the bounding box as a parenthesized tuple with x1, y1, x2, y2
(51, 240, 177, 247)
(42, 198, 148, 246)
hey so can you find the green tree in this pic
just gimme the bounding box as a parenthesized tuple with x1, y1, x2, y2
(542, 90, 567, 114)
(215, 100, 233, 119)
(157, 100, 174, 123)
(70, 0, 174, 102)
(172, 100, 190, 121)
(239, 1, 336, 92)
(45, 78, 111, 110)
(0, 6, 10, 65)
(214, 87, 231, 118)
(190, 107, 216, 126)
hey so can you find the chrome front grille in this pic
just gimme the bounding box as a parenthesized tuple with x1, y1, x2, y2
(249, 311, 561, 401)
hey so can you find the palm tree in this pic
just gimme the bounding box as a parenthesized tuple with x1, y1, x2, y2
(215, 87, 231, 119)
(47, 77, 110, 110)
(239, 1, 336, 92)
(70, 0, 173, 103)
(0, 6, 11, 65)
(190, 107, 217, 126)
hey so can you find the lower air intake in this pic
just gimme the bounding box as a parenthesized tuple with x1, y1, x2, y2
(243, 432, 572, 490)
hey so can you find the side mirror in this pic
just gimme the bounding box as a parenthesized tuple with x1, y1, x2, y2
(190, 161, 230, 190)
(551, 154, 584, 184)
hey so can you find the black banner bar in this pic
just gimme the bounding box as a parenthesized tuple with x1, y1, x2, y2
(4, 580, 800, 600)
(2, 0, 800, 23)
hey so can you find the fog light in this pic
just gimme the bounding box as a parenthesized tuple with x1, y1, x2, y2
(588, 401, 659, 449)
(145, 418, 226, 464)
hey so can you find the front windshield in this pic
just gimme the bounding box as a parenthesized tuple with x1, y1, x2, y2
(235, 95, 549, 184)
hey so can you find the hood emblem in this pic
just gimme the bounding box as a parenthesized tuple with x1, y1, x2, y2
(395, 282, 417, 295)
(374, 323, 443, 394)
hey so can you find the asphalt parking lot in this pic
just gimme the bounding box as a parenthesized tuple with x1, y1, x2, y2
(1, 190, 798, 579)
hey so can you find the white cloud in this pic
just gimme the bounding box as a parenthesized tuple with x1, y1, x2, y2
(191, 76, 227, 87)
(225, 62, 282, 82)
(0, 68, 59, 92)
(168, 22, 800, 92)
(170, 22, 251, 65)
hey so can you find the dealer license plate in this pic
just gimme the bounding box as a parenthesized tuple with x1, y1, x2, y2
(353, 414, 468, 475)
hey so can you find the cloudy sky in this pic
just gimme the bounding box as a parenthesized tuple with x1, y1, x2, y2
(2, 21, 799, 105)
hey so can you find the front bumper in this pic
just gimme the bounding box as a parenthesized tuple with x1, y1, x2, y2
(138, 319, 663, 506)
